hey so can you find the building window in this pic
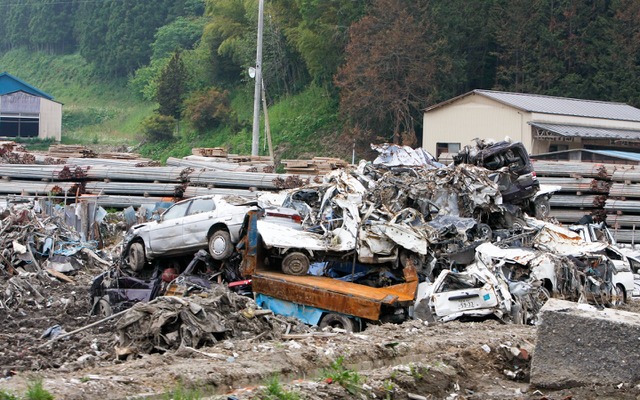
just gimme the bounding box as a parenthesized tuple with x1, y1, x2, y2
(548, 144, 569, 153)
(436, 142, 461, 157)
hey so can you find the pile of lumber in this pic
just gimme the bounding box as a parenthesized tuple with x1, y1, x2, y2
(48, 144, 97, 158)
(282, 157, 348, 175)
(192, 147, 272, 165)
(192, 147, 228, 157)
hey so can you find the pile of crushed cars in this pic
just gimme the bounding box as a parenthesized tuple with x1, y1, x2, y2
(103, 139, 637, 332)
(249, 139, 636, 325)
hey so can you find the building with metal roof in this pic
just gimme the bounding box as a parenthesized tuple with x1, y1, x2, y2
(0, 72, 61, 141)
(422, 89, 640, 158)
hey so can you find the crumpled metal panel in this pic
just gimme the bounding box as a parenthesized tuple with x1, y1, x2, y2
(252, 269, 417, 321)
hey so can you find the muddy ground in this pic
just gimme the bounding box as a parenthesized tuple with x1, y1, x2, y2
(1, 263, 640, 400)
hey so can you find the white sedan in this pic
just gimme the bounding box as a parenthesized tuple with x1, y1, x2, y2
(123, 195, 254, 270)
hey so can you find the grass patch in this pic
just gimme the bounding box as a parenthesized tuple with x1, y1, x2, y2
(321, 356, 361, 395)
(161, 381, 201, 400)
(24, 378, 54, 400)
(259, 375, 300, 400)
(0, 389, 19, 400)
(138, 85, 340, 163)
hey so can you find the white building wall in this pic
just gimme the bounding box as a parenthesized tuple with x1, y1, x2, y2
(39, 98, 62, 141)
(423, 93, 640, 156)
(423, 94, 530, 155)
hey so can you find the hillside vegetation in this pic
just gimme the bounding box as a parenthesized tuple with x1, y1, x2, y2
(1, 0, 639, 161)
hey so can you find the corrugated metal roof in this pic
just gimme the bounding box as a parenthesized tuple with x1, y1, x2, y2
(529, 122, 640, 139)
(0, 72, 53, 100)
(476, 90, 640, 122)
(531, 148, 640, 163)
(587, 149, 640, 162)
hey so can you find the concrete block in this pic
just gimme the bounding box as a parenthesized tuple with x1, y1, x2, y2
(530, 299, 640, 389)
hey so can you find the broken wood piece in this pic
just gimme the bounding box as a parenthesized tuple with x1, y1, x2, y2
(80, 247, 111, 267)
(38, 307, 131, 348)
(45, 268, 74, 283)
(182, 346, 228, 360)
(282, 332, 338, 340)
(84, 374, 133, 383)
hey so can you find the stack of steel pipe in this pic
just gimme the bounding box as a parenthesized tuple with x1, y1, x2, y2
(549, 194, 606, 209)
(0, 164, 88, 181)
(78, 194, 169, 208)
(548, 209, 595, 224)
(604, 199, 640, 213)
(611, 169, 640, 183)
(85, 166, 190, 182)
(84, 182, 183, 196)
(532, 160, 614, 178)
(183, 186, 259, 198)
(608, 182, 640, 199)
(604, 168, 640, 243)
(606, 214, 640, 229)
(189, 170, 311, 190)
(610, 229, 640, 245)
(0, 180, 77, 195)
(166, 157, 271, 172)
(537, 177, 609, 193)
(66, 157, 157, 167)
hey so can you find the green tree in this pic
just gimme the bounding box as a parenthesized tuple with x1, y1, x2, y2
(157, 50, 188, 120)
(335, 0, 452, 143)
(29, 0, 77, 53)
(183, 87, 233, 132)
(142, 113, 176, 141)
(152, 16, 207, 60)
(5, 2, 33, 49)
(274, 0, 369, 87)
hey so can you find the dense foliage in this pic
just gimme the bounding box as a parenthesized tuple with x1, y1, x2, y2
(1, 0, 639, 146)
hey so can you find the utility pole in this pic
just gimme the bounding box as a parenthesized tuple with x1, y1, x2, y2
(251, 0, 265, 156)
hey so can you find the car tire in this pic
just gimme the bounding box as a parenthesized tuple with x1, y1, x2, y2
(209, 230, 233, 260)
(94, 296, 113, 317)
(128, 243, 145, 272)
(281, 251, 310, 276)
(475, 223, 493, 241)
(319, 313, 358, 332)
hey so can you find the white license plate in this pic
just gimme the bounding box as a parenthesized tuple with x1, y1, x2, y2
(457, 300, 477, 310)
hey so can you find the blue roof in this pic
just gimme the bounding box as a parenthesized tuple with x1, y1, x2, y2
(0, 72, 54, 100)
(587, 149, 640, 162)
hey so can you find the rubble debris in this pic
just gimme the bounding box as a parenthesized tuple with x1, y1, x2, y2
(530, 298, 640, 389)
(115, 288, 308, 356)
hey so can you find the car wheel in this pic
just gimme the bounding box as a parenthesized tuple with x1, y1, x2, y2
(611, 284, 625, 306)
(209, 230, 233, 260)
(281, 251, 310, 276)
(128, 243, 145, 272)
(94, 296, 113, 317)
(475, 223, 493, 241)
(534, 197, 551, 219)
(319, 313, 358, 332)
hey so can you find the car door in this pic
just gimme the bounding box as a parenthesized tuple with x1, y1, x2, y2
(182, 197, 217, 249)
(148, 200, 190, 254)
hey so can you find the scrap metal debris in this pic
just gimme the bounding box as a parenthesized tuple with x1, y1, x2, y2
(115, 288, 309, 356)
